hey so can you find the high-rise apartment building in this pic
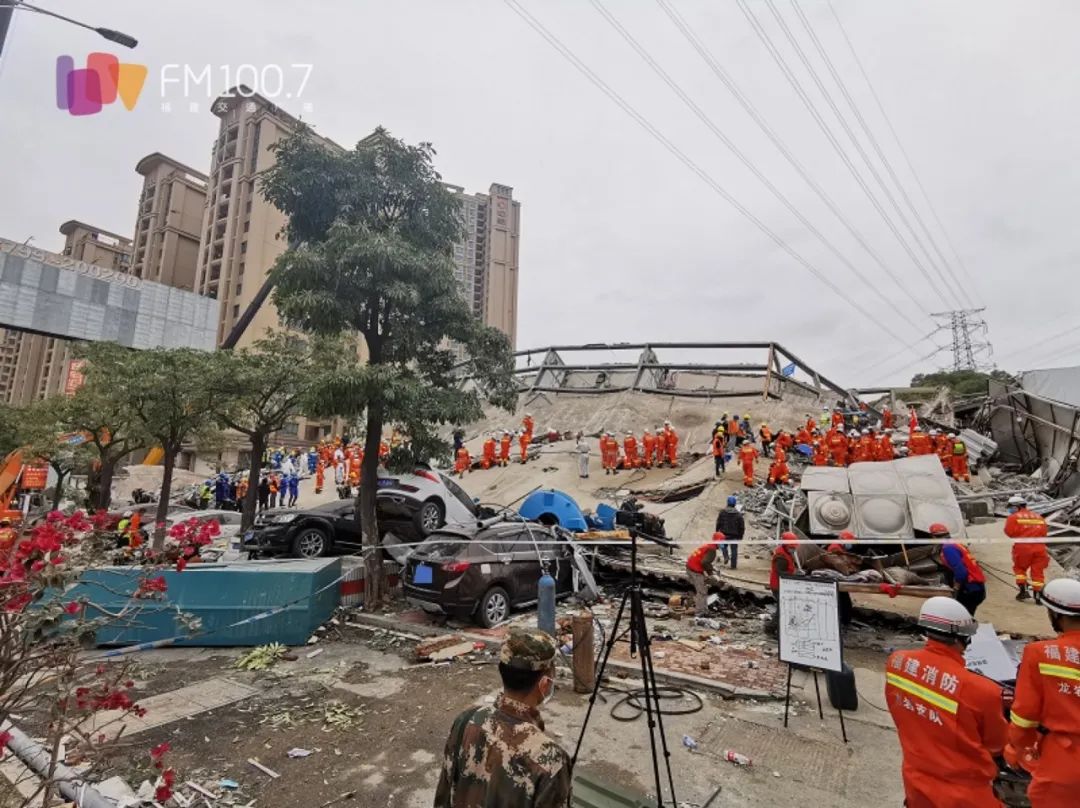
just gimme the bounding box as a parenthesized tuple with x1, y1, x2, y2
(0, 221, 133, 406)
(131, 154, 208, 291)
(197, 91, 520, 351)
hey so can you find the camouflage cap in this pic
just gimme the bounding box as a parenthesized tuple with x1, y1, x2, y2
(499, 628, 557, 671)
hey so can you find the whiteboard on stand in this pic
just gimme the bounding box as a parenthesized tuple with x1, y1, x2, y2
(778, 576, 843, 673)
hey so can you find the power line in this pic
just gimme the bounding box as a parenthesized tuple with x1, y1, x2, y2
(588, 0, 923, 339)
(501, 0, 911, 344)
(788, 0, 975, 309)
(995, 321, 1080, 363)
(871, 340, 950, 385)
(825, 0, 985, 305)
(1024, 339, 1080, 369)
(736, 0, 959, 308)
(653, 0, 933, 321)
(851, 328, 941, 380)
(760, 0, 968, 310)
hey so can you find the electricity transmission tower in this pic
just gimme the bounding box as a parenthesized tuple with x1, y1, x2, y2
(930, 308, 992, 371)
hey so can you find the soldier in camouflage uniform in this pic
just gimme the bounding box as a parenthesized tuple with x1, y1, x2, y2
(434, 628, 572, 807)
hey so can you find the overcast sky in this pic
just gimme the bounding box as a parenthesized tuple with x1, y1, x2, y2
(1, 0, 1077, 386)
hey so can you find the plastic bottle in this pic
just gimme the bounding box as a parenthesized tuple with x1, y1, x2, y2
(722, 750, 752, 766)
(538, 571, 556, 635)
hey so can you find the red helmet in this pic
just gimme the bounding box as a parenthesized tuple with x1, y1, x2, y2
(928, 523, 950, 537)
(838, 530, 856, 542)
(781, 531, 799, 547)
(712, 532, 726, 543)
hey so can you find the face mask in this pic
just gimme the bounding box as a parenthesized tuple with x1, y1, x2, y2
(541, 675, 555, 705)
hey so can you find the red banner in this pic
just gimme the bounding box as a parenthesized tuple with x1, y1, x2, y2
(63, 359, 86, 396)
(21, 465, 49, 489)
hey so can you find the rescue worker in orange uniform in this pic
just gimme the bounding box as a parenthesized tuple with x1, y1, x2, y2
(315, 456, 325, 494)
(711, 427, 726, 477)
(481, 435, 497, 470)
(601, 432, 619, 474)
(831, 409, 845, 430)
(654, 426, 668, 469)
(738, 441, 758, 487)
(827, 428, 848, 467)
(775, 430, 794, 455)
(931, 429, 951, 471)
(1005, 495, 1050, 602)
(767, 447, 790, 487)
(767, 532, 800, 634)
(882, 406, 894, 430)
(876, 429, 895, 462)
(950, 434, 970, 483)
(623, 433, 639, 469)
(804, 413, 816, 433)
(348, 448, 362, 486)
(852, 429, 874, 463)
(758, 423, 773, 457)
(795, 424, 812, 447)
(885, 597, 1007, 808)
(499, 430, 512, 467)
(522, 413, 534, 444)
(454, 445, 472, 476)
(1005, 578, 1080, 807)
(727, 416, 743, 448)
(908, 428, 933, 457)
(663, 421, 678, 466)
(811, 435, 829, 467)
(641, 429, 655, 469)
(518, 430, 530, 465)
(686, 533, 725, 616)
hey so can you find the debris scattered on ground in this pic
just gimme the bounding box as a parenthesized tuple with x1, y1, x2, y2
(235, 643, 289, 671)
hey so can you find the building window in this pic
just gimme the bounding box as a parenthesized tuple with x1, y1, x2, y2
(279, 420, 299, 437)
(232, 304, 240, 320)
(240, 241, 247, 254)
(243, 221, 250, 232)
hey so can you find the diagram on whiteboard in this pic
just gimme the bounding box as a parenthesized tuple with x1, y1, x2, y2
(778, 577, 843, 672)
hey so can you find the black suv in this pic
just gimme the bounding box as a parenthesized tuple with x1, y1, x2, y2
(403, 521, 575, 627)
(242, 500, 363, 558)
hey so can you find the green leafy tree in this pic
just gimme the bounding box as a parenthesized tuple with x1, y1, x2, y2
(0, 402, 19, 458)
(909, 369, 1016, 398)
(261, 126, 516, 604)
(125, 348, 220, 546)
(209, 332, 324, 530)
(15, 397, 91, 510)
(68, 343, 152, 511)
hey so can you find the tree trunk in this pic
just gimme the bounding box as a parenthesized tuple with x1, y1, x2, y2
(152, 445, 177, 549)
(242, 432, 266, 531)
(358, 402, 386, 608)
(95, 456, 116, 511)
(51, 469, 67, 511)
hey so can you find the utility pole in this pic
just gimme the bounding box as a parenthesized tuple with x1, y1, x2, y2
(0, 1, 136, 63)
(930, 308, 992, 371)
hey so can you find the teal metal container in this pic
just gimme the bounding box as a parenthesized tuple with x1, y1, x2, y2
(66, 558, 342, 647)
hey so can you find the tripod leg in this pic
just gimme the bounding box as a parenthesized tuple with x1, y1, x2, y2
(813, 672, 824, 721)
(838, 709, 848, 743)
(629, 588, 667, 808)
(635, 602, 678, 806)
(784, 665, 792, 728)
(572, 589, 630, 769)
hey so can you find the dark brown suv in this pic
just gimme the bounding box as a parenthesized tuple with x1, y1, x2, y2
(403, 521, 575, 627)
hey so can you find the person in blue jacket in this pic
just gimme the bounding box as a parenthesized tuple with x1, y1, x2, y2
(287, 473, 299, 507)
(932, 523, 987, 617)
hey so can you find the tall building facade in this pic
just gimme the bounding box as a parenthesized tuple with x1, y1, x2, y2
(0, 222, 133, 406)
(198, 92, 520, 352)
(131, 154, 208, 291)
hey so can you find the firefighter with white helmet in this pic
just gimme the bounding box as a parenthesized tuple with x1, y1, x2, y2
(885, 597, 1007, 807)
(1005, 577, 1080, 805)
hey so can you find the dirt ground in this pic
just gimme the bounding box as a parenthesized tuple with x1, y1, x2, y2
(22, 616, 906, 808)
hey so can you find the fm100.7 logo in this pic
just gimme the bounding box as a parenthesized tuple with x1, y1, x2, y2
(56, 53, 314, 116)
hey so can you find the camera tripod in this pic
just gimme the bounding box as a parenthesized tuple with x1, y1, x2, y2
(571, 530, 677, 808)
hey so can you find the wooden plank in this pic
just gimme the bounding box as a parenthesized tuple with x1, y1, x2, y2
(571, 615, 595, 694)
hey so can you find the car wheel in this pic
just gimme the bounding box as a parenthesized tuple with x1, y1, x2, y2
(414, 499, 445, 537)
(478, 586, 510, 628)
(291, 527, 329, 559)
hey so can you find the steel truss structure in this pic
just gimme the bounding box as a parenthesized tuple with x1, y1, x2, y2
(512, 342, 855, 403)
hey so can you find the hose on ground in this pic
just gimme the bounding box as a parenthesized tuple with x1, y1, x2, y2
(608, 686, 704, 721)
